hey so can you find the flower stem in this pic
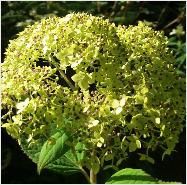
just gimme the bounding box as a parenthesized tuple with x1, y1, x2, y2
(50, 57, 75, 91)
(90, 168, 97, 184)
(80, 167, 91, 184)
(58, 69, 75, 91)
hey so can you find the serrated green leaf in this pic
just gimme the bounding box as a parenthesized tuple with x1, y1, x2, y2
(37, 131, 70, 174)
(105, 168, 157, 184)
(20, 134, 81, 176)
(46, 150, 82, 174)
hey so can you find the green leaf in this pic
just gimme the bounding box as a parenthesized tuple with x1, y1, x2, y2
(71, 72, 85, 83)
(79, 79, 89, 90)
(162, 149, 173, 160)
(37, 131, 70, 174)
(105, 153, 114, 161)
(116, 158, 125, 166)
(71, 72, 94, 90)
(46, 150, 82, 174)
(129, 141, 137, 152)
(138, 153, 155, 164)
(103, 165, 118, 171)
(158, 180, 182, 184)
(75, 142, 86, 162)
(2, 123, 20, 139)
(72, 72, 89, 90)
(20, 134, 81, 175)
(105, 168, 157, 184)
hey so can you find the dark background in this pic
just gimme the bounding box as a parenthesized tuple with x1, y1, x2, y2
(1, 1, 186, 184)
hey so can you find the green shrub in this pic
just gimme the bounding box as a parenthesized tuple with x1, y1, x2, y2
(1, 13, 185, 183)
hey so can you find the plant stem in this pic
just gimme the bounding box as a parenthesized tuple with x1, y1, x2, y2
(50, 57, 75, 91)
(58, 69, 75, 91)
(163, 11, 185, 30)
(89, 149, 97, 184)
(90, 168, 97, 184)
(80, 167, 91, 184)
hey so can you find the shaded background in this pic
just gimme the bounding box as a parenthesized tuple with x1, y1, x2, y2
(1, 1, 186, 184)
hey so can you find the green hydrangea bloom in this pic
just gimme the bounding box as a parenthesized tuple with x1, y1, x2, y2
(2, 13, 185, 173)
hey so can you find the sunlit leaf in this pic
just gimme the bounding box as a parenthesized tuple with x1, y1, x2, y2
(37, 131, 71, 174)
(105, 168, 157, 184)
